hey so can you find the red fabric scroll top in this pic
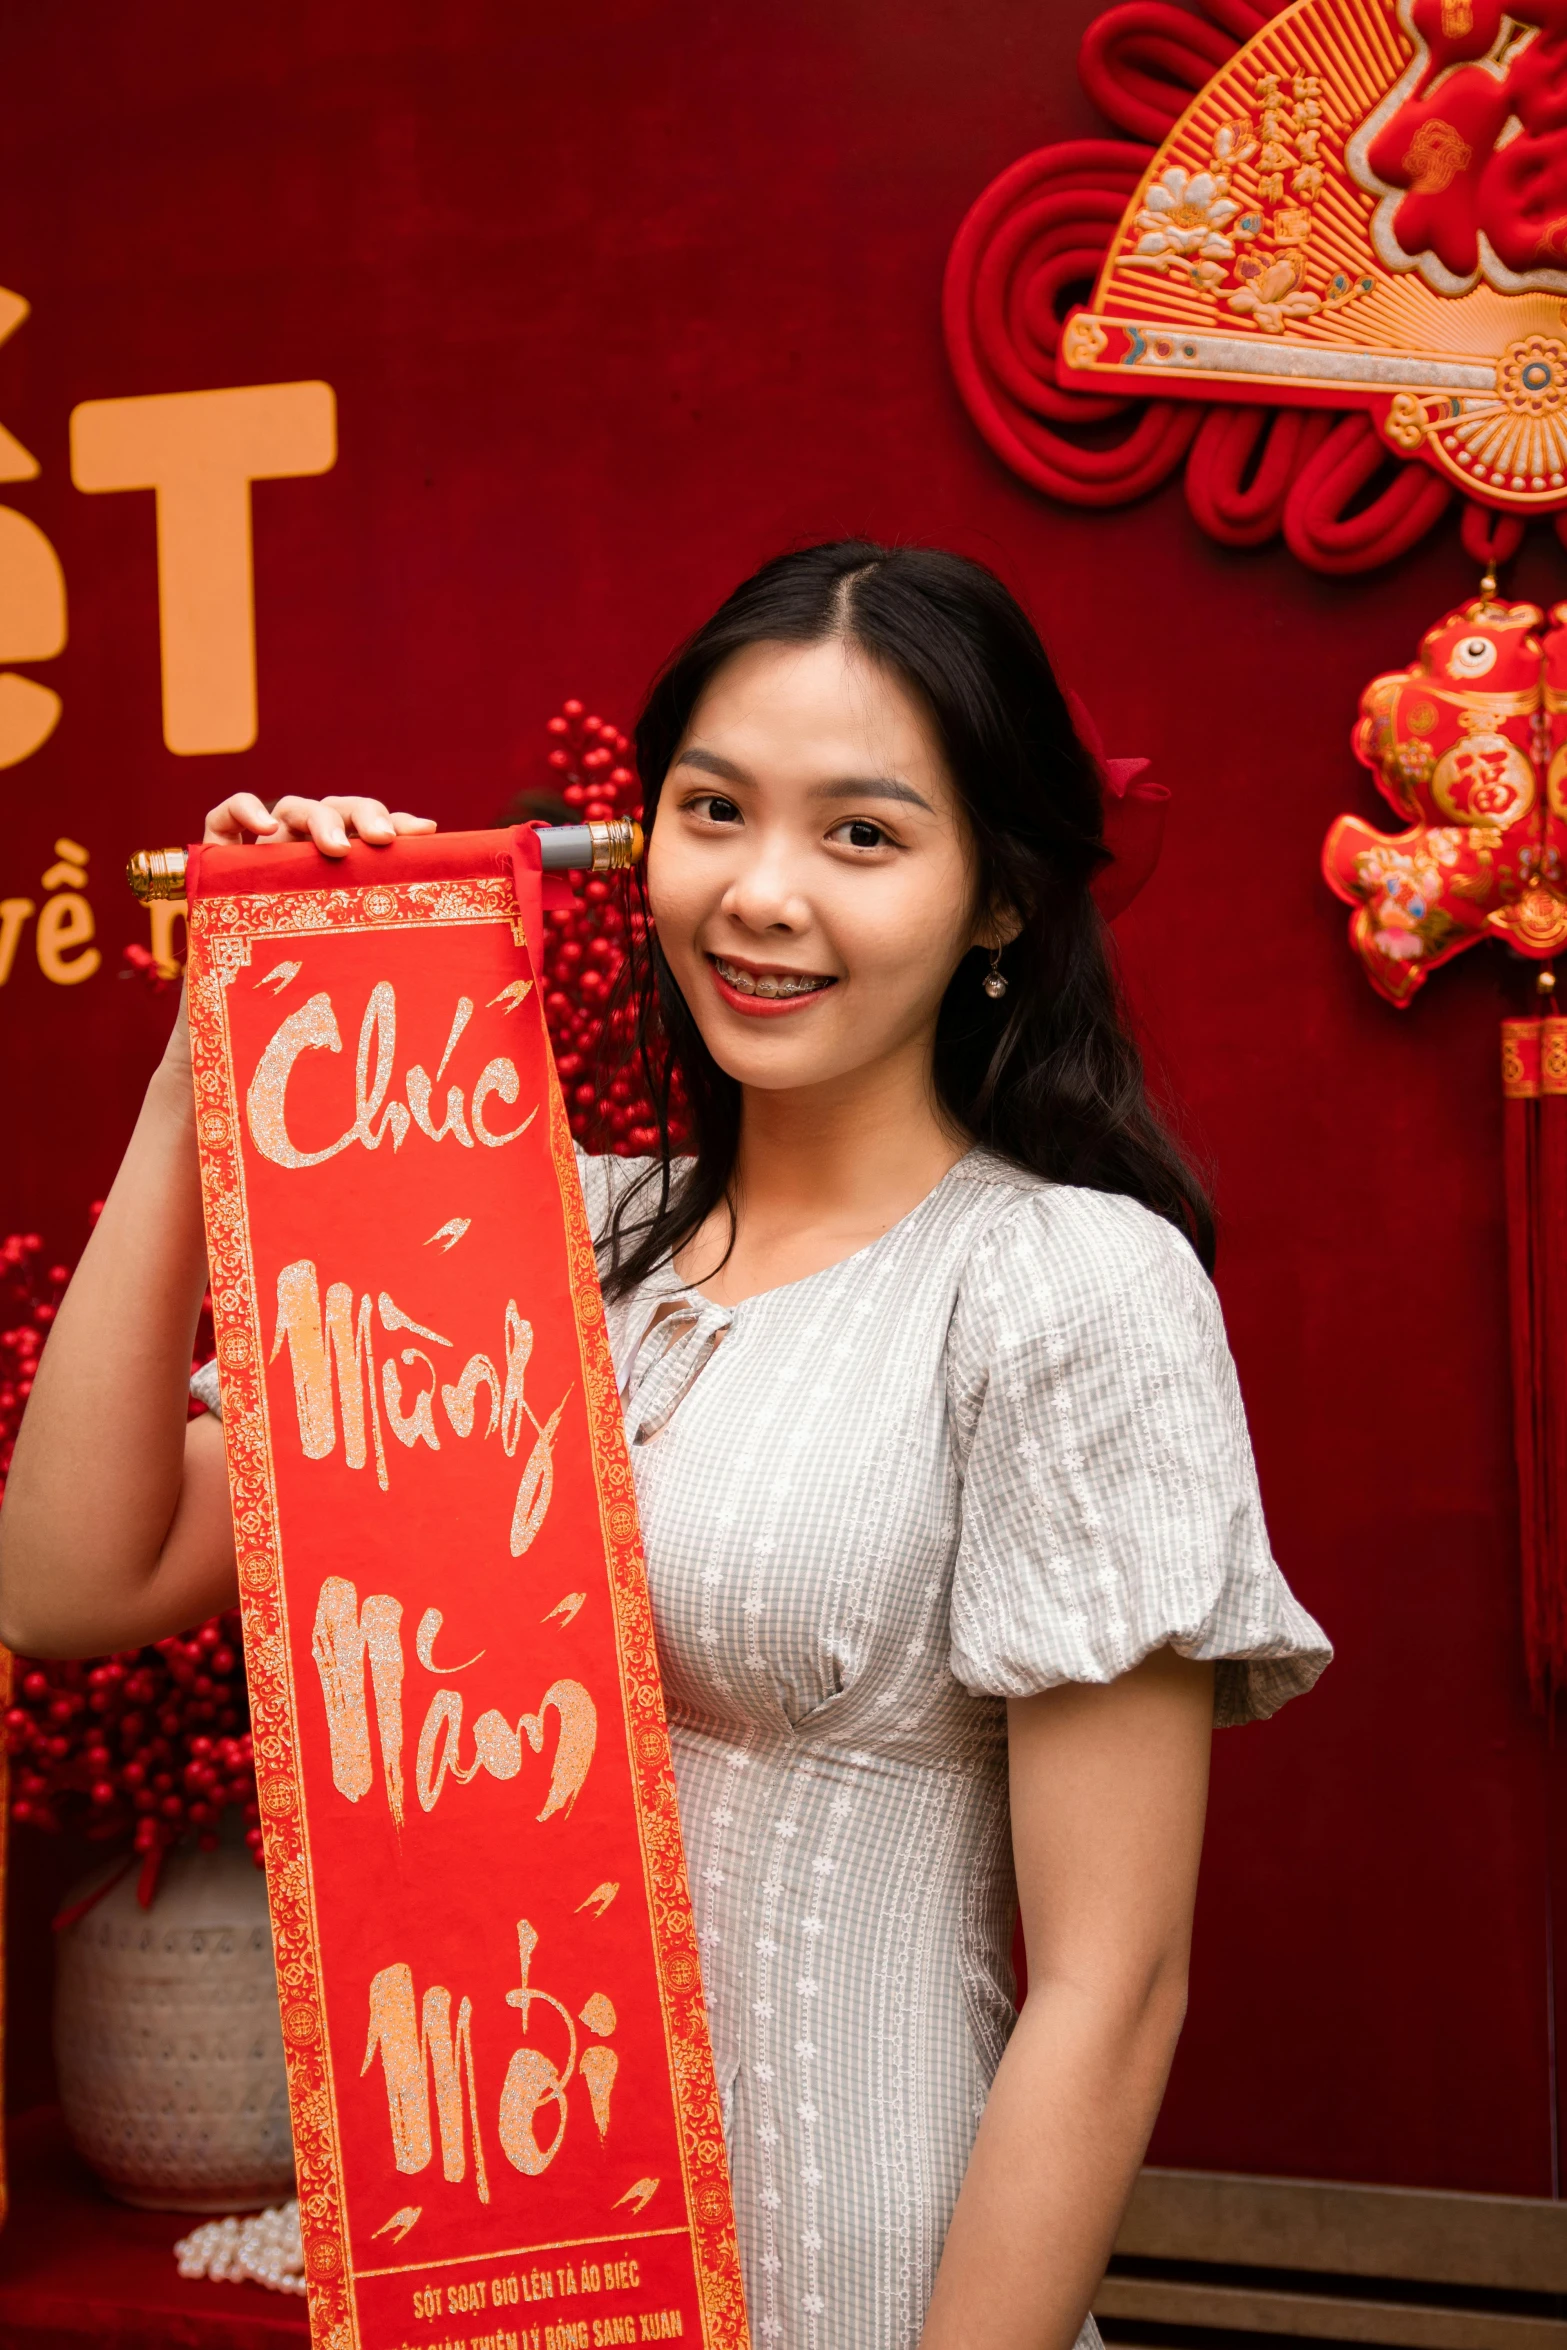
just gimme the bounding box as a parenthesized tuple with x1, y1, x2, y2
(184, 827, 747, 2350)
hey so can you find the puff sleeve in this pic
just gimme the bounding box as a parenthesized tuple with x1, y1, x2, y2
(946, 1185, 1330, 1727)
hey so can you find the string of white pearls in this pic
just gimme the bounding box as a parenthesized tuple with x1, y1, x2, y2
(173, 2199, 306, 2295)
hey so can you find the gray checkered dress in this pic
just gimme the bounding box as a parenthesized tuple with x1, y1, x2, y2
(196, 1144, 1329, 2350)
(583, 1146, 1330, 2350)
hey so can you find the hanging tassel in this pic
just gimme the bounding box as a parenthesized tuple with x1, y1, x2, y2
(1503, 980, 1567, 1702)
(1540, 1007, 1567, 1698)
(1504, 1008, 1546, 1694)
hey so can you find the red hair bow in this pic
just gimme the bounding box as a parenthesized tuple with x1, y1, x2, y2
(1067, 690, 1167, 921)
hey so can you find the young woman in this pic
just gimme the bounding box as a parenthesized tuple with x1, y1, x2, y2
(0, 542, 1329, 2350)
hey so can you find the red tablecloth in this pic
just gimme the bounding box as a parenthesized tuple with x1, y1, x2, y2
(0, 2107, 308, 2349)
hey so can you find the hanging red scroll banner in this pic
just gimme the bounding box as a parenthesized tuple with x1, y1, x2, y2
(183, 825, 746, 2350)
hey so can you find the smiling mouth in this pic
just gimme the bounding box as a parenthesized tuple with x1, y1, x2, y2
(710, 955, 836, 1000)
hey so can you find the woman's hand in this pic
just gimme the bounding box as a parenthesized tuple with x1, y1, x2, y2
(170, 797, 436, 1081)
(203, 792, 437, 857)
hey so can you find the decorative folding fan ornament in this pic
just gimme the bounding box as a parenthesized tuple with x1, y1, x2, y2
(945, 0, 1567, 572)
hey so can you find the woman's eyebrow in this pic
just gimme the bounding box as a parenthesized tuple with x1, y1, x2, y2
(809, 775, 935, 814)
(674, 745, 749, 784)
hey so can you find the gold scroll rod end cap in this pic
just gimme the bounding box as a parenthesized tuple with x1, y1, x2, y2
(127, 847, 190, 902)
(586, 817, 644, 873)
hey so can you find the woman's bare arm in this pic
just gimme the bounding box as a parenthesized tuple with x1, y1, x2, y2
(0, 1003, 234, 1655)
(0, 791, 434, 1659)
(921, 1646, 1214, 2350)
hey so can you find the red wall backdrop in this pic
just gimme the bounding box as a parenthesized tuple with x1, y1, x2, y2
(0, 0, 1554, 2197)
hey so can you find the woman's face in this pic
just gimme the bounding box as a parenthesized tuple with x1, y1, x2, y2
(646, 636, 995, 1098)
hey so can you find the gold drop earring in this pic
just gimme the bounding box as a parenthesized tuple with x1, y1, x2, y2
(982, 947, 1008, 1000)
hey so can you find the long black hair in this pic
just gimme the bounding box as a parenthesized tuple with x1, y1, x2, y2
(601, 539, 1214, 1293)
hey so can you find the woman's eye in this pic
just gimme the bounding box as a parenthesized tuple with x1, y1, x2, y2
(691, 794, 742, 824)
(830, 819, 889, 850)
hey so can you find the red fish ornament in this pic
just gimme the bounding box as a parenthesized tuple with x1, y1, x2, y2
(1325, 584, 1567, 1705)
(1322, 591, 1567, 1006)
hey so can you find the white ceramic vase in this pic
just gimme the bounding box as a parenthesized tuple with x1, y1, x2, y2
(53, 1831, 295, 2212)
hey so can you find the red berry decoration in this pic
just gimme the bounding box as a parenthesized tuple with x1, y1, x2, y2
(513, 701, 689, 1158)
(4, 1607, 257, 1904)
(0, 1229, 70, 1510)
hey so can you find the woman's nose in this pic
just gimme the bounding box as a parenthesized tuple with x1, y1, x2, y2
(720, 842, 812, 934)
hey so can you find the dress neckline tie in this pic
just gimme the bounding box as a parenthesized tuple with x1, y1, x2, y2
(622, 1286, 735, 1443)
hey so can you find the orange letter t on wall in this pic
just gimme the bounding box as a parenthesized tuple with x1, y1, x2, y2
(69, 382, 336, 754)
